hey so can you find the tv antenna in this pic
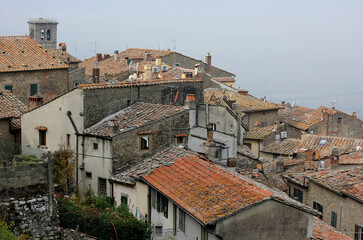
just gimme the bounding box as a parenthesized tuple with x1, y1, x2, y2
(332, 99, 337, 109)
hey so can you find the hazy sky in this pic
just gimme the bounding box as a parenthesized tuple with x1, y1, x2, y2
(2, 0, 363, 118)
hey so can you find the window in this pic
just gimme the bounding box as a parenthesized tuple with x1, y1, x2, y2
(86, 172, 92, 179)
(121, 194, 128, 207)
(4, 85, 13, 92)
(355, 224, 363, 240)
(140, 136, 149, 150)
(215, 148, 221, 159)
(201, 228, 208, 240)
(151, 188, 156, 209)
(98, 178, 107, 196)
(178, 208, 185, 232)
(210, 123, 216, 131)
(331, 211, 337, 228)
(66, 134, 70, 146)
(30, 83, 38, 96)
(39, 130, 46, 146)
(293, 188, 303, 203)
(174, 63, 180, 67)
(93, 143, 98, 150)
(337, 117, 342, 124)
(156, 192, 168, 218)
(155, 226, 163, 236)
(127, 100, 131, 106)
(40, 29, 45, 40)
(260, 122, 267, 127)
(318, 139, 327, 145)
(73, 82, 80, 87)
(313, 201, 323, 219)
(176, 136, 184, 144)
(46, 29, 51, 41)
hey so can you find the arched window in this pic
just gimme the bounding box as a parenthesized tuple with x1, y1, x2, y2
(40, 29, 45, 40)
(46, 29, 51, 41)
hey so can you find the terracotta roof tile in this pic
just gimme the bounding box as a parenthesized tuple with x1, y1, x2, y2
(245, 125, 277, 140)
(45, 48, 80, 63)
(338, 151, 363, 165)
(262, 138, 302, 155)
(84, 102, 185, 137)
(312, 216, 352, 240)
(204, 88, 282, 112)
(0, 36, 68, 72)
(213, 77, 235, 83)
(0, 91, 27, 130)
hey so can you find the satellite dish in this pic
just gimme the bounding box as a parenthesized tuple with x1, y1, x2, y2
(129, 75, 135, 81)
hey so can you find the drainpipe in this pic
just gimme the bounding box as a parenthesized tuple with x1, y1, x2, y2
(258, 141, 261, 159)
(147, 186, 151, 223)
(67, 111, 79, 191)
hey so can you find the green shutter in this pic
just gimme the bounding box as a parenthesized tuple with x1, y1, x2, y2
(5, 85, 13, 93)
(30, 84, 38, 96)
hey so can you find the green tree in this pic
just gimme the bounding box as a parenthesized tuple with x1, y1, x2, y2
(53, 144, 75, 193)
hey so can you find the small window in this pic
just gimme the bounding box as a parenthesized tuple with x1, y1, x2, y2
(293, 188, 303, 203)
(93, 143, 98, 150)
(127, 100, 131, 106)
(155, 226, 163, 236)
(46, 29, 51, 41)
(313, 201, 323, 220)
(201, 228, 208, 240)
(174, 63, 180, 67)
(30, 83, 38, 96)
(355, 224, 363, 240)
(39, 130, 46, 146)
(210, 123, 216, 131)
(331, 211, 337, 228)
(179, 208, 185, 232)
(337, 117, 342, 124)
(156, 192, 168, 218)
(244, 143, 252, 149)
(66, 134, 70, 146)
(4, 85, 13, 93)
(121, 194, 128, 207)
(176, 136, 184, 144)
(151, 188, 156, 209)
(73, 82, 80, 87)
(98, 178, 107, 196)
(215, 148, 221, 159)
(140, 136, 149, 150)
(40, 29, 45, 40)
(318, 139, 327, 145)
(86, 172, 92, 179)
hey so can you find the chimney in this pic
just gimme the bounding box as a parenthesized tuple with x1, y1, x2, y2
(321, 109, 329, 135)
(185, 94, 197, 127)
(194, 64, 200, 77)
(238, 90, 249, 96)
(28, 96, 43, 110)
(203, 124, 216, 162)
(205, 52, 211, 73)
(352, 112, 357, 119)
(114, 50, 119, 60)
(58, 43, 66, 51)
(155, 57, 162, 66)
(96, 53, 103, 62)
(145, 51, 152, 61)
(143, 65, 152, 80)
(107, 120, 119, 133)
(330, 147, 339, 169)
(104, 54, 110, 60)
(92, 61, 100, 83)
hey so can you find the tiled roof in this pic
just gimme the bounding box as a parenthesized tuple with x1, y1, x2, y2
(78, 78, 202, 90)
(141, 147, 316, 225)
(312, 216, 352, 240)
(213, 77, 235, 83)
(297, 134, 363, 158)
(338, 151, 363, 165)
(204, 88, 282, 112)
(0, 91, 27, 129)
(45, 48, 80, 63)
(79, 48, 173, 77)
(285, 167, 363, 202)
(262, 138, 302, 155)
(84, 102, 185, 137)
(245, 125, 276, 140)
(0, 36, 68, 72)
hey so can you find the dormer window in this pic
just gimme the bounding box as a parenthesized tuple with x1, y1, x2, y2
(46, 29, 51, 41)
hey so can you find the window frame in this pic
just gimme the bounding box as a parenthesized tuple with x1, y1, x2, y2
(30, 83, 38, 96)
(313, 201, 323, 220)
(98, 177, 107, 196)
(293, 188, 303, 203)
(66, 134, 71, 147)
(4, 85, 13, 93)
(355, 224, 363, 240)
(46, 29, 51, 41)
(39, 130, 46, 146)
(85, 172, 92, 179)
(140, 136, 150, 150)
(178, 208, 185, 232)
(331, 211, 337, 228)
(93, 143, 98, 150)
(121, 194, 128, 207)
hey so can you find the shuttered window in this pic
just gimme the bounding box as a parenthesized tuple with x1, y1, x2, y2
(30, 84, 38, 96)
(331, 211, 337, 228)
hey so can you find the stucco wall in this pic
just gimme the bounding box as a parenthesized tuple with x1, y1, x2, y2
(244, 139, 261, 158)
(215, 200, 313, 240)
(22, 88, 84, 157)
(0, 69, 69, 105)
(243, 109, 279, 129)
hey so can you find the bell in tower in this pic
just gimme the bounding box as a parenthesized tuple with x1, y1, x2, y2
(27, 18, 58, 49)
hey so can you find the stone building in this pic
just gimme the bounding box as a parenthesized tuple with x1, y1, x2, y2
(0, 36, 69, 108)
(284, 167, 363, 239)
(28, 18, 58, 49)
(78, 102, 189, 197)
(0, 91, 27, 144)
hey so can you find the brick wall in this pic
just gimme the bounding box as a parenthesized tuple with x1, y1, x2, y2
(83, 81, 203, 128)
(112, 111, 190, 172)
(0, 162, 48, 190)
(0, 68, 69, 105)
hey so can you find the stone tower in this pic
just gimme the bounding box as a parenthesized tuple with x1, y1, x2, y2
(27, 18, 58, 49)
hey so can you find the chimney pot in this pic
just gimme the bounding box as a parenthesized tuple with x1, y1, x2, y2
(352, 112, 357, 118)
(145, 51, 152, 61)
(96, 53, 103, 62)
(114, 50, 119, 60)
(104, 54, 110, 60)
(205, 52, 211, 73)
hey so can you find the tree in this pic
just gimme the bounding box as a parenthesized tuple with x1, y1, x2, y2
(53, 144, 74, 194)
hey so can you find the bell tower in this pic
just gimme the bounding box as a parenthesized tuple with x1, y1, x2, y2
(27, 18, 58, 49)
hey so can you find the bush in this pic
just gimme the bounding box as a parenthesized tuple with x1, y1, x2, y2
(53, 145, 74, 193)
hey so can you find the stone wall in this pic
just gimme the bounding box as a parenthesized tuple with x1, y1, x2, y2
(0, 119, 14, 143)
(0, 194, 59, 239)
(0, 68, 69, 105)
(83, 81, 203, 128)
(0, 162, 48, 190)
(243, 109, 279, 130)
(112, 111, 190, 171)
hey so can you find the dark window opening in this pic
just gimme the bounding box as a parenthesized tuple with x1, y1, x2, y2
(293, 188, 303, 203)
(121, 195, 128, 206)
(140, 136, 149, 150)
(174, 63, 180, 67)
(74, 82, 80, 87)
(66, 134, 70, 146)
(331, 211, 337, 228)
(156, 192, 168, 218)
(127, 100, 131, 106)
(86, 172, 92, 179)
(337, 117, 342, 124)
(39, 130, 46, 146)
(98, 178, 107, 196)
(179, 208, 185, 232)
(5, 85, 13, 93)
(176, 136, 184, 144)
(244, 143, 252, 149)
(30, 84, 38, 96)
(46, 29, 51, 41)
(93, 143, 98, 150)
(355, 224, 363, 240)
(313, 201, 323, 219)
(210, 123, 216, 131)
